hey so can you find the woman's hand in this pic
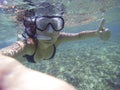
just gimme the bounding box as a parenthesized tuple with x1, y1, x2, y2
(97, 18, 111, 41)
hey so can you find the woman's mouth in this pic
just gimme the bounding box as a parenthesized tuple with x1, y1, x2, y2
(37, 35, 52, 40)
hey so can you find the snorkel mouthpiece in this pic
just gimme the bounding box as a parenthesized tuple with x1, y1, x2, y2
(37, 35, 52, 40)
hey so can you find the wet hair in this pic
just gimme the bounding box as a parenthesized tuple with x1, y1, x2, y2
(24, 1, 65, 17)
(16, 1, 65, 23)
(24, 9, 35, 17)
(16, 1, 65, 40)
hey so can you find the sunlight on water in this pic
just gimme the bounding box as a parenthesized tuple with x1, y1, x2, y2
(0, 0, 119, 27)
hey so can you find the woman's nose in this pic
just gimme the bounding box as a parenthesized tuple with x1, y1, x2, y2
(46, 25, 54, 33)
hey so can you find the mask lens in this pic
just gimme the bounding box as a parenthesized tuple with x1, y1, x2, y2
(36, 17, 48, 31)
(51, 17, 64, 31)
(35, 16, 64, 31)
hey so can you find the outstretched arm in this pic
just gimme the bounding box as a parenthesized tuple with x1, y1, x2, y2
(57, 18, 111, 44)
(0, 41, 26, 57)
(0, 37, 36, 57)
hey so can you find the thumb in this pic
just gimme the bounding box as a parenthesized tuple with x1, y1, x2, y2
(98, 18, 105, 31)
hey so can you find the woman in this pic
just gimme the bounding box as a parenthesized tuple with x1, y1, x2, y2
(0, 2, 111, 63)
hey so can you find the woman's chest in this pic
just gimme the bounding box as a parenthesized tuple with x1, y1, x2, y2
(14, 44, 56, 63)
(34, 45, 56, 62)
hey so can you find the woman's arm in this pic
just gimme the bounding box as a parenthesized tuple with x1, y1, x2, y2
(0, 41, 26, 57)
(58, 30, 98, 42)
(57, 18, 111, 44)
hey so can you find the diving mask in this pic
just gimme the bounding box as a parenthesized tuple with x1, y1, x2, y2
(23, 16, 64, 40)
(35, 16, 64, 31)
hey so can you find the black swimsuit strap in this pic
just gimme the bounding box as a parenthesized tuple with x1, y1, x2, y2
(23, 44, 56, 63)
(23, 39, 38, 63)
(48, 44, 56, 59)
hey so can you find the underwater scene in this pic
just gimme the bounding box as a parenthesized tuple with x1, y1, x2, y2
(0, 0, 120, 90)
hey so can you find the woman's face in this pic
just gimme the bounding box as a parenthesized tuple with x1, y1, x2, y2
(36, 25, 60, 45)
(24, 15, 64, 46)
(35, 16, 64, 43)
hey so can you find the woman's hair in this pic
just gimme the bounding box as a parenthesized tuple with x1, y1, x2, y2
(16, 1, 65, 22)
(15, 1, 66, 40)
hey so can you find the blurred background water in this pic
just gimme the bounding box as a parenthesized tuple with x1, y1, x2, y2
(0, 0, 120, 90)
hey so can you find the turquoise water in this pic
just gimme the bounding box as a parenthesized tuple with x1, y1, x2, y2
(0, 0, 120, 90)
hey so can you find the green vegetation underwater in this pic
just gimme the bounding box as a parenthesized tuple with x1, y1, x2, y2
(0, 0, 120, 90)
